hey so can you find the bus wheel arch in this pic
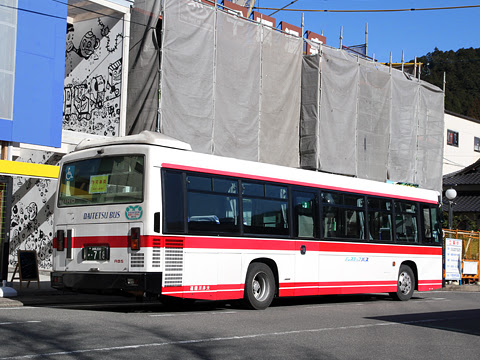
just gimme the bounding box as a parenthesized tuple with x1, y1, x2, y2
(244, 259, 278, 310)
(390, 261, 417, 301)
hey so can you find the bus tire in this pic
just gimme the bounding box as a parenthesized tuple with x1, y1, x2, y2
(390, 265, 415, 301)
(244, 262, 275, 310)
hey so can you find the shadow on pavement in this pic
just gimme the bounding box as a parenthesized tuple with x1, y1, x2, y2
(367, 308, 480, 337)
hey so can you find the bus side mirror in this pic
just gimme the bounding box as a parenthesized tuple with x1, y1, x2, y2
(154, 212, 160, 233)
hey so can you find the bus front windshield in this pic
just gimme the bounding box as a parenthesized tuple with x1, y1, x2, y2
(58, 155, 144, 207)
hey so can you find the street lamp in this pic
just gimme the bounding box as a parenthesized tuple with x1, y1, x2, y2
(445, 188, 457, 229)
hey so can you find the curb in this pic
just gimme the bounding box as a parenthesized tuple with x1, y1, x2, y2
(0, 298, 24, 307)
(438, 284, 480, 292)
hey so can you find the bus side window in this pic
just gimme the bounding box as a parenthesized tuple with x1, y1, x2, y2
(163, 170, 185, 233)
(322, 191, 365, 240)
(293, 190, 317, 238)
(395, 201, 418, 243)
(186, 175, 239, 234)
(422, 206, 441, 244)
(242, 182, 289, 236)
(423, 207, 432, 241)
(367, 198, 393, 242)
(431, 207, 441, 243)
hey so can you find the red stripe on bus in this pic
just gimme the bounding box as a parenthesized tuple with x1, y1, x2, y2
(418, 280, 443, 284)
(161, 163, 438, 204)
(167, 236, 443, 256)
(418, 279, 443, 291)
(281, 280, 397, 288)
(161, 284, 244, 301)
(71, 236, 128, 248)
(280, 280, 399, 296)
(68, 235, 442, 256)
(71, 236, 161, 248)
(161, 279, 442, 300)
(183, 236, 296, 251)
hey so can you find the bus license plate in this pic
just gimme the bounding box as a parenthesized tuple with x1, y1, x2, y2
(83, 246, 109, 261)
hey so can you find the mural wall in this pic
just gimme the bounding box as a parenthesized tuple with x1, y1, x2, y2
(9, 151, 61, 270)
(64, 16, 124, 136)
(8, 15, 126, 272)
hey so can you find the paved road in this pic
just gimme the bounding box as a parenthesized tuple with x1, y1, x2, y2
(0, 291, 479, 359)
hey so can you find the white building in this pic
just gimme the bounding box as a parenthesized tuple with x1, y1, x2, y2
(443, 110, 480, 175)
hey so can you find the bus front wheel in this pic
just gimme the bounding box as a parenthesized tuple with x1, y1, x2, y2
(244, 263, 275, 310)
(390, 265, 415, 301)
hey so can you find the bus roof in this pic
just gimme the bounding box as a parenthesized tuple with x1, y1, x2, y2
(69, 131, 439, 204)
(75, 131, 192, 152)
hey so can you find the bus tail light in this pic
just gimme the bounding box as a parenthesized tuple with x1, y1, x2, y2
(56, 230, 65, 251)
(130, 227, 141, 250)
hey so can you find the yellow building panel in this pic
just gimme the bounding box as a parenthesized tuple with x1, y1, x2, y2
(0, 160, 60, 179)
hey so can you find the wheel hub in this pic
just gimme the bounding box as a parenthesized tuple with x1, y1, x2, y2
(253, 280, 261, 296)
(399, 272, 412, 294)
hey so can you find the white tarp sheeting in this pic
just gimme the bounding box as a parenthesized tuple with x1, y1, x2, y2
(301, 47, 444, 192)
(159, 1, 443, 191)
(160, 0, 302, 167)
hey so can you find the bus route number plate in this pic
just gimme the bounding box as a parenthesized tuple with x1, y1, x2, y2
(83, 245, 109, 261)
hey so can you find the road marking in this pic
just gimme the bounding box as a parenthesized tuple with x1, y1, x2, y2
(303, 303, 365, 309)
(150, 311, 238, 317)
(0, 321, 41, 326)
(0, 316, 463, 359)
(42, 302, 160, 309)
(0, 307, 36, 310)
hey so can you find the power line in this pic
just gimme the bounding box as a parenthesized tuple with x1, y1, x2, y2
(0, 2, 66, 20)
(254, 4, 480, 13)
(0, 0, 154, 29)
(53, 0, 127, 21)
(269, 0, 299, 16)
(53, 0, 159, 28)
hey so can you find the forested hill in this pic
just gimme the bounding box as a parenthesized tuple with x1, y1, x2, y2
(415, 47, 480, 120)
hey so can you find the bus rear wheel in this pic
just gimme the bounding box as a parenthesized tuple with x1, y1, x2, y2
(390, 265, 415, 301)
(244, 263, 275, 310)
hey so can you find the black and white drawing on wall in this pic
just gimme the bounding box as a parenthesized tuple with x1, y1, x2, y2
(9, 151, 61, 270)
(64, 16, 123, 136)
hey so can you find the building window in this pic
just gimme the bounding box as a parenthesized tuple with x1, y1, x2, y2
(447, 130, 459, 147)
(475, 137, 480, 152)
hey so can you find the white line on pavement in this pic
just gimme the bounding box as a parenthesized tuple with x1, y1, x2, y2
(0, 316, 459, 359)
(0, 321, 41, 326)
(150, 311, 238, 317)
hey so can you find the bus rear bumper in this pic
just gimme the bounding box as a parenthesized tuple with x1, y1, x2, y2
(51, 271, 163, 295)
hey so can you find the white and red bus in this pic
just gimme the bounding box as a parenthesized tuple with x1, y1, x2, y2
(51, 131, 443, 309)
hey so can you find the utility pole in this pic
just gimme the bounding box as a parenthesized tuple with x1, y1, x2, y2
(246, 0, 256, 17)
(365, 23, 368, 57)
(340, 26, 343, 49)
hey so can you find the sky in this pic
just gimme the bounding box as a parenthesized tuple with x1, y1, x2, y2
(251, 0, 480, 63)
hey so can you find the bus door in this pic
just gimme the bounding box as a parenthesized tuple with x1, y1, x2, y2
(292, 190, 319, 296)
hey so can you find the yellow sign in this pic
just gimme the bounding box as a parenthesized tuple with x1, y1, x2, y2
(89, 175, 108, 194)
(0, 160, 59, 178)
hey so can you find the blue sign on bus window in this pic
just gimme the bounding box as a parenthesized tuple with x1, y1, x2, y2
(65, 166, 75, 182)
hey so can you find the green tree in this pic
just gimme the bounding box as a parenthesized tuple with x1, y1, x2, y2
(415, 47, 480, 119)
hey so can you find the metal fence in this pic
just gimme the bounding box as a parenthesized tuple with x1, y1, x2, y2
(443, 229, 480, 283)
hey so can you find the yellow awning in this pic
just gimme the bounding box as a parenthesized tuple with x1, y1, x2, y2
(0, 160, 60, 179)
